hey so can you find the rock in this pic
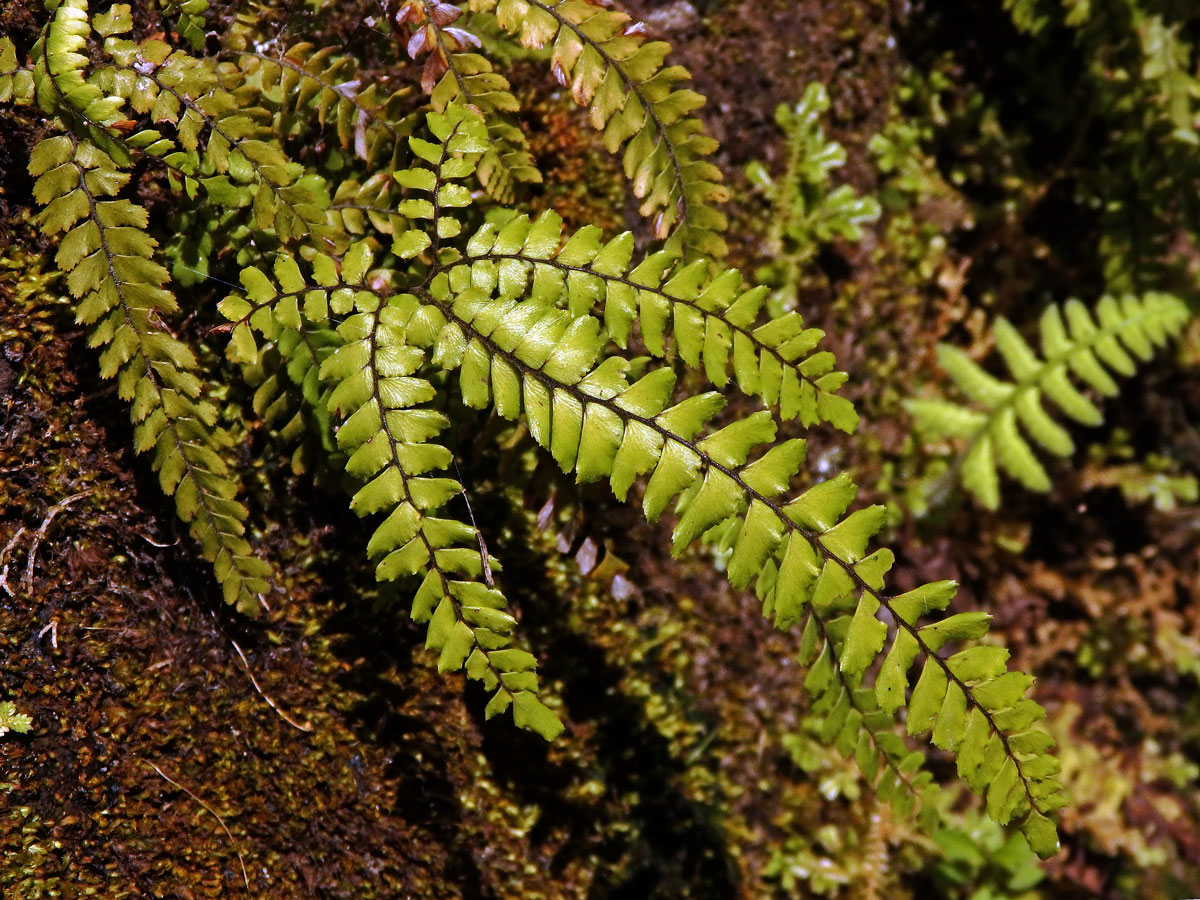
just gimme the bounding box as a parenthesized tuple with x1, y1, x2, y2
(640, 1, 700, 34)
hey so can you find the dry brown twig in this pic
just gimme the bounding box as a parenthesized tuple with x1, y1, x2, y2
(230, 638, 315, 733)
(23, 491, 90, 593)
(0, 526, 27, 597)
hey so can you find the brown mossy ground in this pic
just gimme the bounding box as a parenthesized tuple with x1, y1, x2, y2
(3, 1, 1200, 899)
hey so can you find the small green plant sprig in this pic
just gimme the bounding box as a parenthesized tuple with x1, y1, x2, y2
(747, 83, 882, 311)
(2, 0, 1064, 854)
(0, 701, 32, 737)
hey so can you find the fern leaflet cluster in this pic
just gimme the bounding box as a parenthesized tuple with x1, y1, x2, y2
(4, 0, 1067, 854)
(481, 0, 729, 257)
(0, 700, 33, 737)
(30, 131, 270, 614)
(908, 293, 1190, 509)
(747, 83, 882, 310)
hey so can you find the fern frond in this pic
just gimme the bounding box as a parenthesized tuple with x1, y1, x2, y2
(165, 199, 255, 288)
(430, 50, 540, 202)
(404, 275, 1063, 854)
(392, 102, 492, 256)
(216, 216, 1063, 847)
(748, 84, 882, 309)
(394, 1, 540, 202)
(446, 211, 859, 431)
(115, 41, 327, 236)
(318, 101, 483, 251)
(484, 0, 728, 257)
(770, 85, 882, 246)
(327, 95, 489, 250)
(29, 2, 328, 238)
(30, 133, 270, 613)
(223, 247, 563, 740)
(800, 609, 939, 823)
(31, 0, 132, 160)
(328, 305, 561, 739)
(907, 293, 1190, 509)
(233, 314, 342, 470)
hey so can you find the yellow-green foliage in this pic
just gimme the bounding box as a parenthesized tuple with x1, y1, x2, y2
(0, 701, 32, 737)
(908, 294, 1190, 509)
(747, 83, 882, 310)
(4, 0, 1065, 854)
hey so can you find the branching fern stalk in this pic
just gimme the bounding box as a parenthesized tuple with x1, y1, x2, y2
(907, 293, 1190, 509)
(5, 0, 1063, 855)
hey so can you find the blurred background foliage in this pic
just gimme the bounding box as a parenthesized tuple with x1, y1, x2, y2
(2, 0, 1200, 897)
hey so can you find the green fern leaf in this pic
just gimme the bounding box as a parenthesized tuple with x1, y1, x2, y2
(232, 42, 419, 175)
(401, 258, 1064, 848)
(226, 244, 562, 740)
(1, 37, 35, 105)
(32, 133, 270, 613)
(908, 293, 1190, 509)
(0, 701, 32, 736)
(429, 48, 541, 202)
(484, 0, 728, 256)
(157, 0, 209, 49)
(453, 214, 859, 430)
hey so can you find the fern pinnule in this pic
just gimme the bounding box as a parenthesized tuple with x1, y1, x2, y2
(157, 0, 210, 50)
(0, 37, 34, 105)
(907, 293, 1190, 509)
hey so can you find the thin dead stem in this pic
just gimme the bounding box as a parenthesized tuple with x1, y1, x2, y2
(144, 759, 251, 891)
(230, 639, 314, 733)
